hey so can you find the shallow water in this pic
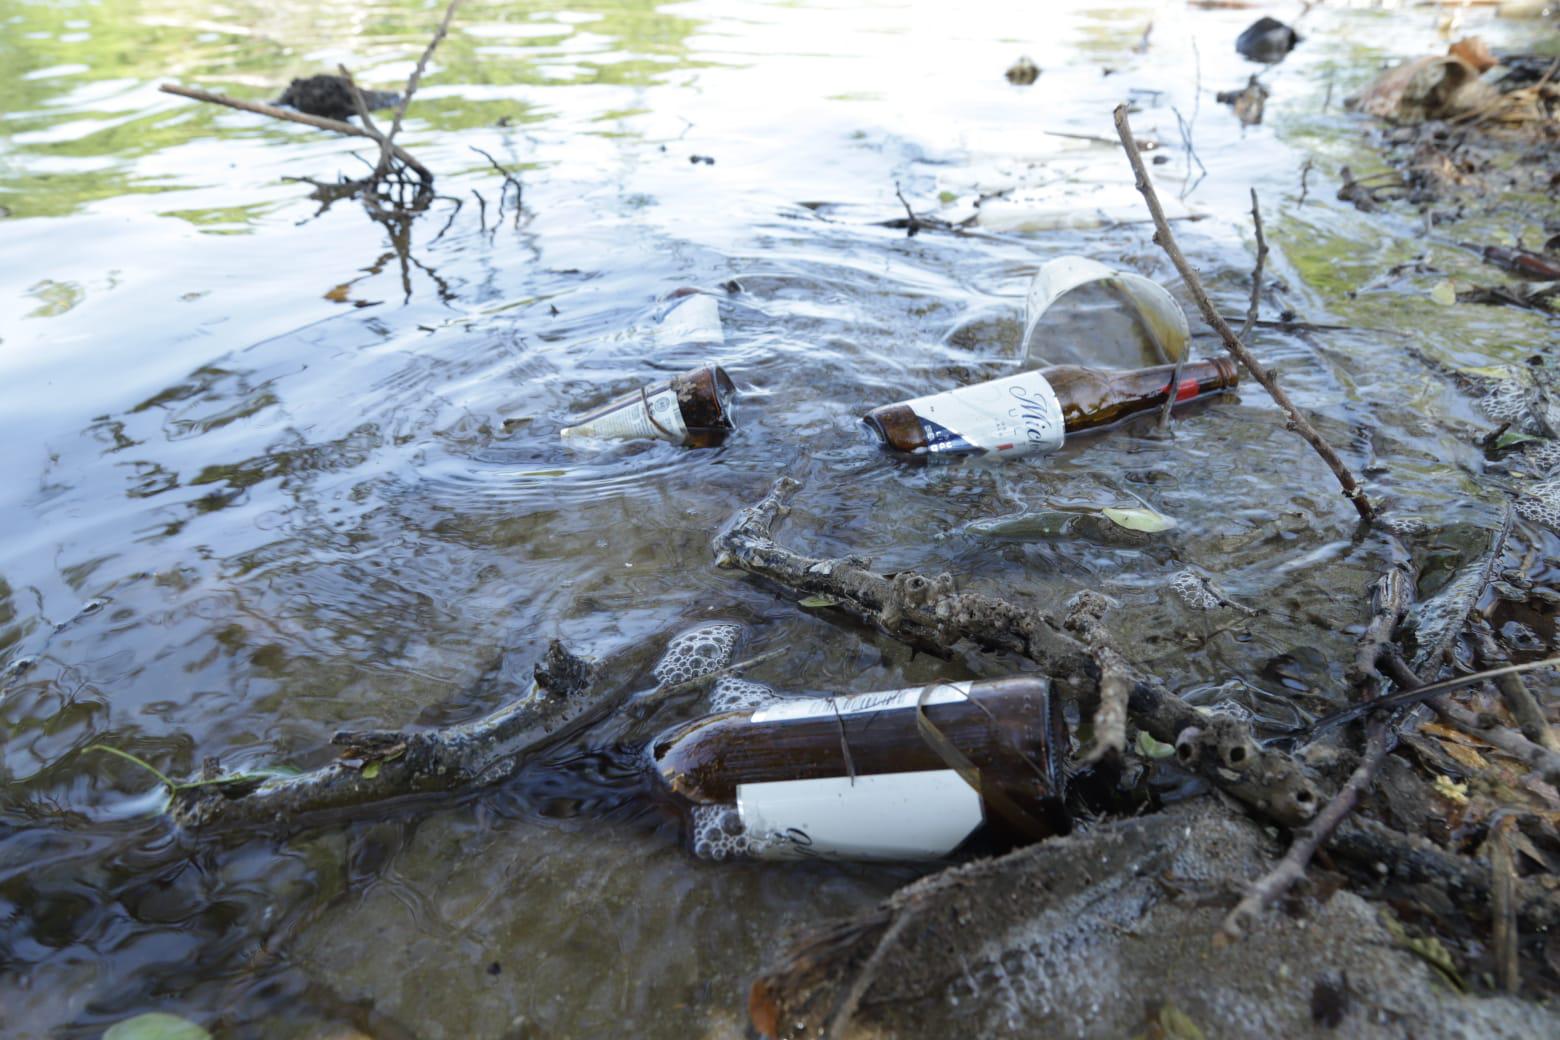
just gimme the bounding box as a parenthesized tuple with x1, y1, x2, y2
(2, 1, 1557, 1036)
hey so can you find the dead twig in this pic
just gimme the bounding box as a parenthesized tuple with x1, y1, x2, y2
(1220, 719, 1393, 944)
(1221, 537, 1412, 942)
(157, 84, 433, 183)
(167, 641, 606, 831)
(376, 0, 462, 176)
(1239, 189, 1268, 343)
(470, 146, 524, 228)
(1063, 592, 1131, 763)
(822, 908, 915, 1040)
(1473, 623, 1559, 753)
(1488, 814, 1520, 994)
(1113, 103, 1377, 524)
(1378, 653, 1560, 785)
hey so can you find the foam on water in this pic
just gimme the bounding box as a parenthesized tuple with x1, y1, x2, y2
(651, 622, 743, 686)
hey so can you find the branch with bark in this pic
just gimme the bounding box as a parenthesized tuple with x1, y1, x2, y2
(158, 0, 464, 208)
(168, 641, 606, 830)
(1113, 104, 1377, 523)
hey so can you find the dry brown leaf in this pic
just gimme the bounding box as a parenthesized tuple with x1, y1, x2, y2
(1351, 55, 1497, 122)
(1420, 720, 1491, 748)
(1448, 37, 1497, 74)
(1438, 739, 1493, 772)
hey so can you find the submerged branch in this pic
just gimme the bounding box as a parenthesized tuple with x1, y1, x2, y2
(714, 478, 1321, 826)
(168, 641, 607, 830)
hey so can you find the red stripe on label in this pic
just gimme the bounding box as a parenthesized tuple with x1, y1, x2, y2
(1175, 377, 1200, 403)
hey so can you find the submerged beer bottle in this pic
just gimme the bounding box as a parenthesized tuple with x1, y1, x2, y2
(646, 676, 1070, 861)
(560, 363, 736, 447)
(862, 357, 1238, 458)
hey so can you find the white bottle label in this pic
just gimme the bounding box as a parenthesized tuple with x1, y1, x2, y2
(749, 681, 972, 724)
(560, 383, 688, 443)
(737, 769, 984, 860)
(897, 370, 1065, 457)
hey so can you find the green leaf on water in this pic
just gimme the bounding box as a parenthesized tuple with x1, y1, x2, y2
(361, 762, 381, 780)
(937, 190, 958, 204)
(1102, 506, 1177, 533)
(1495, 429, 1540, 449)
(1136, 730, 1177, 760)
(1429, 280, 1458, 306)
(103, 1013, 211, 1040)
(798, 595, 840, 608)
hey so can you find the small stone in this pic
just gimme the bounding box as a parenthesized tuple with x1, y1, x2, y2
(1005, 57, 1040, 86)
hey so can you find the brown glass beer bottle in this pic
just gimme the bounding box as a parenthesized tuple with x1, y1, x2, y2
(862, 357, 1238, 457)
(560, 363, 736, 447)
(646, 676, 1070, 861)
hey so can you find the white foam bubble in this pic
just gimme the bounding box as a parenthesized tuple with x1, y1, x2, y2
(709, 676, 778, 713)
(652, 622, 743, 686)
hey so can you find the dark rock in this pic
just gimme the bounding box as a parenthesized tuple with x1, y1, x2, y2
(276, 74, 400, 121)
(1005, 56, 1040, 86)
(1236, 17, 1300, 65)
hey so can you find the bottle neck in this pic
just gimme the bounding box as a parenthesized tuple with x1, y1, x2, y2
(1049, 357, 1238, 433)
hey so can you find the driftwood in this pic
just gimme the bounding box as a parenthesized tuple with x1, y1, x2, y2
(713, 477, 1322, 827)
(168, 641, 606, 830)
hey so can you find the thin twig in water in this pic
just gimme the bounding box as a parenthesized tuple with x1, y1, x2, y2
(1239, 189, 1269, 343)
(1113, 104, 1378, 524)
(157, 84, 433, 182)
(893, 181, 921, 236)
(823, 909, 915, 1040)
(625, 647, 788, 717)
(1297, 157, 1314, 205)
(431, 194, 463, 243)
(470, 146, 524, 227)
(376, 0, 463, 176)
(471, 188, 487, 231)
(1175, 37, 1204, 198)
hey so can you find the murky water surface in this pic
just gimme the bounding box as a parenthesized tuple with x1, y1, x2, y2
(2, 1, 1556, 1036)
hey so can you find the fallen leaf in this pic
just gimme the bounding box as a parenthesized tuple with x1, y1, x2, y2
(104, 1013, 211, 1040)
(1102, 506, 1177, 533)
(1136, 730, 1177, 760)
(361, 762, 381, 780)
(798, 595, 840, 609)
(1447, 37, 1497, 74)
(1495, 430, 1541, 449)
(1430, 280, 1458, 306)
